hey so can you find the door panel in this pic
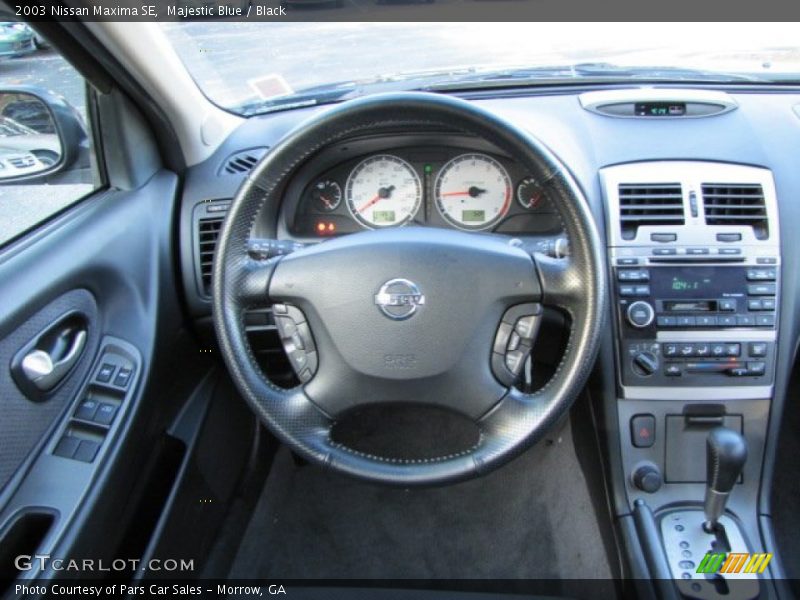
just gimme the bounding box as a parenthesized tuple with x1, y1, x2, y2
(0, 170, 183, 583)
(0, 289, 100, 494)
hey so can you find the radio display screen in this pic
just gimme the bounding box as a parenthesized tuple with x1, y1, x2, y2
(669, 274, 714, 293)
(646, 267, 746, 304)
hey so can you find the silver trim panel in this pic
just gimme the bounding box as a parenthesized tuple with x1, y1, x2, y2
(656, 330, 776, 342)
(621, 386, 773, 401)
(601, 161, 780, 250)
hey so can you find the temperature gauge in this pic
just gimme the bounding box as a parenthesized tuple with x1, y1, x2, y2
(516, 177, 546, 210)
(311, 180, 342, 212)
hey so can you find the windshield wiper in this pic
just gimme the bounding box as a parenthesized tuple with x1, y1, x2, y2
(231, 67, 493, 115)
(233, 83, 358, 116)
(424, 62, 771, 90)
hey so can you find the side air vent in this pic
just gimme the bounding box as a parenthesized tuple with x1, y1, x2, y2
(702, 184, 768, 240)
(218, 148, 268, 176)
(618, 183, 684, 240)
(197, 216, 224, 295)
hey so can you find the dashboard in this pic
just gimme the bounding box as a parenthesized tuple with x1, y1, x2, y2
(176, 84, 800, 584)
(280, 135, 561, 239)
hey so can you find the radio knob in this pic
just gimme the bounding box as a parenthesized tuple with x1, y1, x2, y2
(627, 301, 655, 328)
(632, 351, 659, 376)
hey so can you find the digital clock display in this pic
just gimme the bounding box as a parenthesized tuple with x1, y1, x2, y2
(635, 102, 687, 117)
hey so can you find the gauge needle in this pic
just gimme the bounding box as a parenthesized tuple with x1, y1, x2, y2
(357, 194, 382, 213)
(319, 195, 333, 209)
(441, 186, 487, 198)
(357, 185, 395, 213)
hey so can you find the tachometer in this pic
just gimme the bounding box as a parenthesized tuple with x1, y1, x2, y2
(435, 153, 512, 230)
(346, 155, 421, 229)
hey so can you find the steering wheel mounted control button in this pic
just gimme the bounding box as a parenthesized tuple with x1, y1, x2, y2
(491, 303, 542, 386)
(505, 350, 526, 375)
(514, 316, 539, 339)
(274, 304, 318, 383)
(290, 332, 305, 351)
(493, 322, 513, 354)
(275, 316, 298, 338)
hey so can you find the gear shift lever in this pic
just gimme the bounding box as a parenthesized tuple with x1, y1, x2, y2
(703, 427, 747, 533)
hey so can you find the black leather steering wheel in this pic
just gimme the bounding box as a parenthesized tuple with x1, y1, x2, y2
(213, 92, 606, 486)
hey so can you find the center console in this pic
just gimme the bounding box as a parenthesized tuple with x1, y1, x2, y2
(601, 161, 781, 595)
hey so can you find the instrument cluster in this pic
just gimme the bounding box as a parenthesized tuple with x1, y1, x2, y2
(288, 146, 561, 238)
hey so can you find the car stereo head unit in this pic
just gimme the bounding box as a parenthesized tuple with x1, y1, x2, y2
(600, 161, 780, 399)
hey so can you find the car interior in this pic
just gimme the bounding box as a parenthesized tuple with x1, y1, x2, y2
(0, 17, 799, 600)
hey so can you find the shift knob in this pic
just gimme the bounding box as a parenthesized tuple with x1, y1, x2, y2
(704, 427, 747, 531)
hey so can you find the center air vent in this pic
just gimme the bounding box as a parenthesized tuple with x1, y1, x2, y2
(702, 184, 768, 240)
(218, 148, 268, 176)
(618, 183, 684, 240)
(197, 216, 224, 295)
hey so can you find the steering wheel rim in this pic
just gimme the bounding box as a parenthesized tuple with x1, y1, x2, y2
(212, 92, 607, 486)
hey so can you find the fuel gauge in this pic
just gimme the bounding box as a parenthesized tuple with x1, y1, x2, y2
(311, 180, 342, 212)
(517, 177, 546, 210)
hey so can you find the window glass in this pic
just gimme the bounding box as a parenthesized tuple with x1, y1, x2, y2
(0, 22, 102, 246)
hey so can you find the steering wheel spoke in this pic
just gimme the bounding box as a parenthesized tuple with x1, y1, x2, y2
(534, 252, 585, 316)
(233, 256, 281, 308)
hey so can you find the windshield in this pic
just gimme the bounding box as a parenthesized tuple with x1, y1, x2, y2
(162, 23, 800, 116)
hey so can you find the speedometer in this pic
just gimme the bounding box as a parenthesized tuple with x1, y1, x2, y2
(346, 155, 422, 229)
(434, 153, 512, 231)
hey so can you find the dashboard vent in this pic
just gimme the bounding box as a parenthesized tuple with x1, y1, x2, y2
(197, 216, 224, 295)
(618, 183, 684, 240)
(702, 184, 768, 240)
(218, 148, 268, 176)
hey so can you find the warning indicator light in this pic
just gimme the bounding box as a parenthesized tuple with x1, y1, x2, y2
(315, 221, 336, 235)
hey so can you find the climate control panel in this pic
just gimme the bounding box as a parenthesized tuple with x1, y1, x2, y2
(621, 338, 775, 388)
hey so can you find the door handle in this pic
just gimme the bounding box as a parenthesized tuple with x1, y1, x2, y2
(21, 330, 86, 392)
